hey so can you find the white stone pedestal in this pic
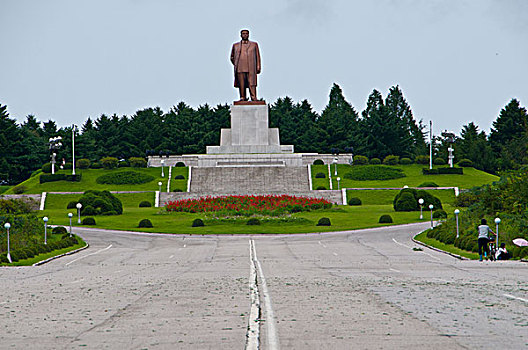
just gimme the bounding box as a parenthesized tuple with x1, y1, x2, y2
(206, 103, 294, 154)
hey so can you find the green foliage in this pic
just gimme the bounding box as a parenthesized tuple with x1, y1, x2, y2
(379, 214, 393, 223)
(12, 185, 27, 194)
(316, 186, 327, 190)
(79, 190, 122, 216)
(433, 209, 447, 219)
(348, 197, 362, 206)
(415, 155, 429, 165)
(344, 165, 405, 181)
(0, 198, 33, 214)
(192, 218, 204, 227)
(138, 219, 153, 228)
(96, 171, 154, 185)
(418, 182, 439, 187)
(66, 201, 77, 209)
(175, 162, 186, 167)
(82, 217, 96, 225)
(100, 157, 118, 169)
(76, 158, 91, 169)
(316, 217, 331, 226)
(393, 188, 442, 211)
(313, 159, 324, 165)
(39, 174, 82, 184)
(383, 155, 399, 165)
(400, 157, 412, 165)
(90, 162, 102, 169)
(454, 191, 478, 207)
(172, 188, 183, 192)
(139, 201, 152, 207)
(42, 163, 52, 173)
(353, 155, 368, 165)
(457, 159, 473, 167)
(315, 172, 326, 178)
(369, 158, 381, 164)
(52, 226, 67, 235)
(422, 167, 463, 175)
(118, 160, 130, 168)
(82, 205, 96, 215)
(246, 218, 261, 226)
(394, 192, 417, 211)
(434, 157, 446, 165)
(129, 157, 147, 168)
(174, 174, 185, 180)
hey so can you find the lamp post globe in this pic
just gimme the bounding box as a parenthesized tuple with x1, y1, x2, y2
(4, 222, 11, 263)
(68, 212, 73, 237)
(43, 217, 49, 245)
(76, 203, 83, 224)
(429, 204, 434, 228)
(454, 209, 460, 238)
(336, 177, 341, 190)
(495, 217, 501, 247)
(161, 159, 165, 178)
(158, 181, 162, 192)
(333, 157, 338, 176)
(418, 198, 424, 219)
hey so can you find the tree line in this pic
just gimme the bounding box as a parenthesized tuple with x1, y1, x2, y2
(1, 84, 527, 184)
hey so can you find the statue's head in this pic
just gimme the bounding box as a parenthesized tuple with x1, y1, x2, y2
(240, 29, 249, 41)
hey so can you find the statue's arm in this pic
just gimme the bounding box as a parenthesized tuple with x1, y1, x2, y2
(255, 43, 261, 74)
(230, 44, 236, 65)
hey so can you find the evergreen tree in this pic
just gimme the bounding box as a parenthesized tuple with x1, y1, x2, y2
(456, 122, 496, 172)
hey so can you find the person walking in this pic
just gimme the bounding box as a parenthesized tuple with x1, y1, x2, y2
(477, 218, 495, 261)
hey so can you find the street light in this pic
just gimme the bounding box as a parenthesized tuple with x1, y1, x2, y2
(72, 125, 77, 175)
(76, 203, 82, 224)
(48, 136, 62, 175)
(418, 198, 424, 219)
(161, 159, 165, 178)
(43, 217, 49, 245)
(495, 217, 501, 248)
(429, 204, 434, 228)
(454, 209, 460, 238)
(333, 157, 338, 176)
(4, 222, 11, 263)
(158, 181, 162, 192)
(336, 177, 341, 190)
(68, 212, 73, 237)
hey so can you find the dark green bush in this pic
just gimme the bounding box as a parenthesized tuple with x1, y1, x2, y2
(63, 162, 73, 170)
(101, 210, 117, 216)
(383, 155, 399, 165)
(344, 165, 405, 181)
(90, 162, 102, 169)
(454, 191, 478, 207)
(42, 163, 52, 173)
(82, 217, 96, 225)
(422, 167, 463, 175)
(400, 157, 412, 165)
(100, 157, 118, 169)
(174, 175, 185, 180)
(458, 159, 473, 167)
(66, 201, 78, 209)
(379, 214, 393, 223)
(316, 186, 327, 190)
(52, 226, 68, 235)
(175, 162, 186, 167)
(247, 218, 261, 225)
(138, 219, 153, 228)
(82, 205, 96, 215)
(192, 218, 205, 227)
(434, 157, 446, 165)
(415, 155, 430, 165)
(76, 158, 91, 169)
(353, 155, 369, 165)
(11, 185, 27, 194)
(433, 209, 447, 219)
(394, 192, 417, 211)
(118, 160, 130, 168)
(0, 198, 33, 214)
(316, 217, 331, 226)
(369, 158, 381, 165)
(139, 201, 152, 208)
(393, 188, 442, 211)
(418, 182, 439, 187)
(39, 174, 82, 184)
(348, 197, 362, 206)
(79, 190, 123, 215)
(172, 188, 183, 192)
(96, 171, 154, 185)
(129, 157, 147, 168)
(315, 172, 326, 179)
(313, 159, 324, 165)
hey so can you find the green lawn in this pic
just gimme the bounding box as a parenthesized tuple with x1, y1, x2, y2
(346, 189, 456, 206)
(4, 167, 188, 194)
(414, 231, 479, 260)
(0, 185, 10, 194)
(45, 192, 155, 210)
(312, 164, 497, 190)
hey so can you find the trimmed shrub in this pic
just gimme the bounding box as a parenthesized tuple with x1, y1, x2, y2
(353, 155, 369, 165)
(172, 188, 183, 192)
(101, 210, 117, 216)
(174, 174, 185, 180)
(82, 217, 96, 225)
(393, 188, 442, 211)
(315, 172, 326, 179)
(422, 167, 463, 175)
(42, 163, 52, 173)
(344, 165, 405, 181)
(90, 162, 102, 169)
(40, 173, 82, 184)
(192, 218, 205, 227)
(316, 217, 331, 226)
(383, 155, 400, 165)
(316, 186, 327, 190)
(369, 158, 381, 165)
(79, 190, 123, 215)
(400, 157, 412, 165)
(348, 197, 362, 206)
(458, 159, 473, 167)
(63, 162, 73, 170)
(100, 157, 118, 169)
(139, 201, 152, 207)
(129, 157, 147, 168)
(12, 185, 27, 194)
(96, 171, 154, 185)
(394, 192, 417, 211)
(313, 159, 324, 165)
(52, 226, 68, 235)
(415, 155, 430, 165)
(138, 219, 153, 228)
(175, 162, 186, 167)
(434, 157, 446, 165)
(66, 201, 78, 209)
(432, 209, 447, 219)
(379, 214, 393, 223)
(247, 218, 261, 225)
(118, 160, 130, 168)
(76, 158, 91, 169)
(82, 205, 96, 215)
(418, 181, 439, 187)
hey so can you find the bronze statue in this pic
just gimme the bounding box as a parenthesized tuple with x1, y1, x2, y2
(230, 29, 261, 101)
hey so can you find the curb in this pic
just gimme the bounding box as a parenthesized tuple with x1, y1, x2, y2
(32, 242, 90, 266)
(412, 232, 470, 260)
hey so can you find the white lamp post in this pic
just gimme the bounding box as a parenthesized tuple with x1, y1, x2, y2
(161, 159, 165, 178)
(43, 217, 49, 245)
(76, 203, 82, 224)
(418, 198, 424, 219)
(494, 217, 501, 248)
(72, 125, 77, 175)
(454, 209, 460, 238)
(429, 204, 434, 228)
(4, 222, 11, 263)
(336, 177, 341, 190)
(158, 181, 162, 192)
(68, 212, 73, 237)
(333, 157, 338, 176)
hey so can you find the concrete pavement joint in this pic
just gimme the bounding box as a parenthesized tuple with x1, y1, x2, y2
(246, 239, 260, 350)
(503, 294, 528, 303)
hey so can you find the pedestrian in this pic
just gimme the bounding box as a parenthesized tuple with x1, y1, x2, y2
(496, 243, 511, 260)
(477, 219, 495, 261)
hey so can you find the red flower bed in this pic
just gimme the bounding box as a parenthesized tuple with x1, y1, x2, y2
(165, 195, 332, 214)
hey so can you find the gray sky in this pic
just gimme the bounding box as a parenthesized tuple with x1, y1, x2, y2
(1, 0, 527, 136)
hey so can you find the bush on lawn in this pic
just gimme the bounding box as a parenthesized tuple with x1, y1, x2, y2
(433, 209, 447, 219)
(454, 191, 478, 207)
(400, 157, 412, 165)
(247, 218, 261, 225)
(82, 217, 96, 225)
(316, 217, 331, 226)
(76, 158, 91, 169)
(138, 219, 153, 228)
(82, 205, 96, 215)
(192, 218, 205, 227)
(52, 226, 68, 235)
(394, 191, 417, 211)
(96, 171, 154, 185)
(90, 162, 102, 169)
(316, 186, 327, 190)
(383, 155, 400, 165)
(118, 160, 130, 168)
(313, 159, 324, 165)
(434, 157, 446, 165)
(42, 163, 52, 173)
(79, 190, 123, 215)
(418, 181, 439, 187)
(353, 155, 368, 165)
(174, 175, 185, 180)
(369, 158, 381, 165)
(393, 188, 442, 212)
(379, 214, 393, 223)
(139, 201, 152, 207)
(344, 165, 405, 181)
(422, 167, 463, 175)
(100, 157, 118, 169)
(175, 162, 186, 167)
(415, 155, 430, 165)
(315, 172, 326, 179)
(172, 188, 183, 192)
(66, 201, 78, 209)
(457, 159, 473, 167)
(348, 197, 362, 206)
(129, 157, 147, 168)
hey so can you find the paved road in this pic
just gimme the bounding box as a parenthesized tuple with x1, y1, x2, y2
(1, 223, 526, 349)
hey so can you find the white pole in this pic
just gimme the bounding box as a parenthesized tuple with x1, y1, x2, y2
(72, 125, 76, 175)
(429, 120, 433, 170)
(454, 209, 460, 238)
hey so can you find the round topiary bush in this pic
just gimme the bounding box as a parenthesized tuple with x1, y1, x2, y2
(348, 197, 362, 206)
(41, 163, 52, 173)
(76, 158, 91, 169)
(394, 192, 417, 211)
(313, 159, 324, 165)
(52, 226, 68, 235)
(369, 158, 381, 165)
(392, 188, 442, 212)
(316, 186, 327, 190)
(175, 162, 186, 167)
(458, 158, 473, 167)
(118, 160, 130, 168)
(66, 201, 78, 209)
(432, 209, 447, 219)
(315, 172, 326, 179)
(82, 205, 96, 215)
(379, 214, 393, 223)
(172, 188, 183, 192)
(316, 217, 331, 226)
(383, 155, 400, 165)
(247, 218, 261, 225)
(129, 157, 147, 168)
(344, 165, 405, 181)
(400, 157, 412, 165)
(79, 190, 123, 215)
(139, 201, 152, 207)
(353, 155, 369, 165)
(434, 157, 446, 165)
(418, 181, 439, 187)
(138, 219, 153, 228)
(90, 162, 102, 169)
(415, 155, 429, 165)
(100, 157, 118, 169)
(174, 175, 185, 180)
(192, 218, 205, 227)
(96, 171, 155, 185)
(82, 217, 96, 225)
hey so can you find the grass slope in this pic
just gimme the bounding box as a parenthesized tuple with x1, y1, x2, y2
(414, 231, 479, 260)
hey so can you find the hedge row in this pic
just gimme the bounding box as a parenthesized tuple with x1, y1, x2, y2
(422, 167, 463, 175)
(39, 174, 82, 184)
(0, 236, 79, 264)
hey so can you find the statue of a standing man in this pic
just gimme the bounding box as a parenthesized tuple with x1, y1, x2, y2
(230, 29, 261, 101)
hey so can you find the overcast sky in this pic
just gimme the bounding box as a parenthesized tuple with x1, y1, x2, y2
(1, 0, 527, 136)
